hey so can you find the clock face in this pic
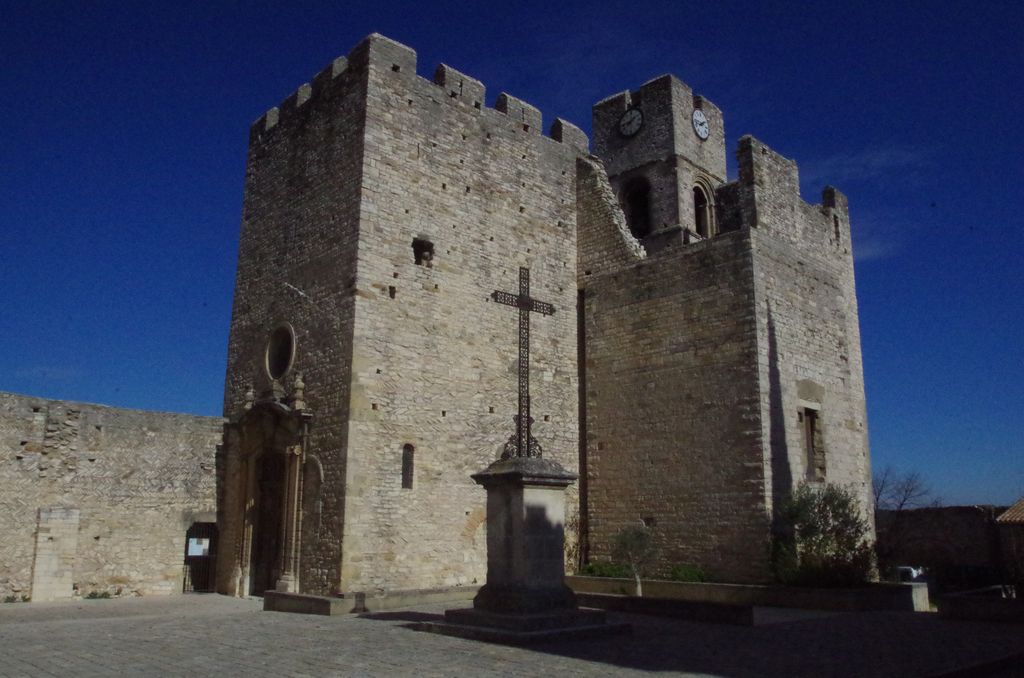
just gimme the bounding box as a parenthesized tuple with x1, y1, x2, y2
(692, 109, 710, 140)
(618, 108, 643, 137)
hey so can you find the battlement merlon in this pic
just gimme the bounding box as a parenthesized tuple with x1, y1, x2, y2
(732, 135, 851, 252)
(551, 119, 589, 154)
(434, 64, 485, 109)
(496, 93, 542, 135)
(247, 32, 587, 151)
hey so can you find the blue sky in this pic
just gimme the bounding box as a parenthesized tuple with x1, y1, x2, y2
(2, 1, 1021, 505)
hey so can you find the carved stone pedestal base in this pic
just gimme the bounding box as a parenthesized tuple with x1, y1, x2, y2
(416, 455, 630, 643)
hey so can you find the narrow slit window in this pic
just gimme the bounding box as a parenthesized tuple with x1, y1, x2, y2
(401, 444, 415, 489)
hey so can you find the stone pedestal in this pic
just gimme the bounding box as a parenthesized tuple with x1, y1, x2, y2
(469, 456, 579, 614)
(418, 456, 629, 643)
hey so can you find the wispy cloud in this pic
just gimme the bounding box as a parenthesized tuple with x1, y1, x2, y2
(14, 366, 84, 381)
(801, 145, 931, 188)
(849, 213, 914, 264)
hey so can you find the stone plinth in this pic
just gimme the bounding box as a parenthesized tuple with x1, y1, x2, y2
(421, 455, 629, 642)
(470, 456, 578, 614)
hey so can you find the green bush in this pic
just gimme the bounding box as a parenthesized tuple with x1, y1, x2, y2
(84, 590, 112, 600)
(581, 561, 632, 578)
(772, 483, 875, 588)
(612, 525, 659, 597)
(2, 595, 18, 604)
(668, 564, 707, 583)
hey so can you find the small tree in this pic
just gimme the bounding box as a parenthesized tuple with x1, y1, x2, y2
(872, 465, 940, 577)
(612, 525, 658, 597)
(772, 483, 875, 587)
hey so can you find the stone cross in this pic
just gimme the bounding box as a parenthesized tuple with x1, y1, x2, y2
(491, 267, 555, 458)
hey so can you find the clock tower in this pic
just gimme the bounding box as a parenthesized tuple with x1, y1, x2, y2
(592, 74, 726, 249)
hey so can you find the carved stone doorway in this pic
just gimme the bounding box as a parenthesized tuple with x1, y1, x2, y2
(224, 393, 311, 598)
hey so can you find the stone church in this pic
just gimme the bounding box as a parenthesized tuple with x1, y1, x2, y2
(216, 32, 871, 598)
(0, 33, 871, 602)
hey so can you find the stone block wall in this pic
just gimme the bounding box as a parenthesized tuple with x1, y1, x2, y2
(580, 231, 770, 583)
(220, 33, 588, 596)
(341, 35, 584, 592)
(730, 137, 872, 520)
(0, 392, 221, 600)
(217, 42, 368, 596)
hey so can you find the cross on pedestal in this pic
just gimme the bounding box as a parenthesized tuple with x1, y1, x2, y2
(491, 267, 555, 459)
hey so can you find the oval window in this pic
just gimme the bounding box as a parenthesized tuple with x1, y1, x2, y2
(265, 325, 295, 380)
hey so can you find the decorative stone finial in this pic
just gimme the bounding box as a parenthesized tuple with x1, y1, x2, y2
(243, 386, 255, 411)
(291, 372, 305, 410)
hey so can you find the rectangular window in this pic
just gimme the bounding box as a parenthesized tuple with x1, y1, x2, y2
(800, 407, 826, 481)
(401, 445, 414, 489)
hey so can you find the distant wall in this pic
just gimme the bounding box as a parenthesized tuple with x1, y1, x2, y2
(876, 506, 1006, 590)
(0, 392, 221, 600)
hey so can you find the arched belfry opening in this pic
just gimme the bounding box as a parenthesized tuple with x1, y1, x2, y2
(693, 185, 714, 238)
(622, 177, 653, 240)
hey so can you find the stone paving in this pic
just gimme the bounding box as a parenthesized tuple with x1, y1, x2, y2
(0, 595, 1022, 677)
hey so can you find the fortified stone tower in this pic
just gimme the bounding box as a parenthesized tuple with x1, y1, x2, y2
(217, 34, 587, 598)
(218, 33, 873, 597)
(578, 77, 872, 582)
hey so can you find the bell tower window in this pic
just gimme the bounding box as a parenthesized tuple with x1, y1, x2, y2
(622, 177, 652, 240)
(693, 185, 714, 238)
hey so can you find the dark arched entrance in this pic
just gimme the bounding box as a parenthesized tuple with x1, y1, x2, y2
(250, 452, 286, 595)
(183, 522, 218, 592)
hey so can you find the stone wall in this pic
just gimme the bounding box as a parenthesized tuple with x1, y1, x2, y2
(0, 392, 221, 600)
(730, 137, 873, 519)
(217, 43, 368, 596)
(342, 36, 584, 592)
(580, 230, 770, 583)
(220, 34, 588, 596)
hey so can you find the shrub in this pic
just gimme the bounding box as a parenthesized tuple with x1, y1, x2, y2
(772, 483, 875, 588)
(580, 561, 632, 578)
(668, 564, 707, 583)
(2, 595, 18, 604)
(85, 590, 112, 600)
(612, 525, 659, 597)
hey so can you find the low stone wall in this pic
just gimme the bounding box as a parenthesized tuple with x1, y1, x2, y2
(264, 585, 479, 615)
(576, 592, 754, 625)
(0, 392, 222, 601)
(938, 590, 1024, 624)
(567, 576, 929, 612)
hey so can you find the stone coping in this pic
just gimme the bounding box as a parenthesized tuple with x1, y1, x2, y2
(264, 585, 479, 615)
(567, 576, 929, 612)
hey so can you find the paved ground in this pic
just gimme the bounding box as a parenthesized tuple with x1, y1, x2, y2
(0, 595, 1022, 677)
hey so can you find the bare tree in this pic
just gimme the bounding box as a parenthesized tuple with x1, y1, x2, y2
(873, 465, 941, 577)
(873, 465, 939, 511)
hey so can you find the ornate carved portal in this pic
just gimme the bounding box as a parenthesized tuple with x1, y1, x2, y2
(229, 398, 311, 596)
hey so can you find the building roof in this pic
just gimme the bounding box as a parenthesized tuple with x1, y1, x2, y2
(996, 497, 1024, 524)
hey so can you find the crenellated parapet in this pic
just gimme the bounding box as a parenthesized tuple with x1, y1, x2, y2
(720, 135, 851, 256)
(248, 33, 588, 153)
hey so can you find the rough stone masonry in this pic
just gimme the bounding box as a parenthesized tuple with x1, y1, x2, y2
(217, 32, 872, 599)
(0, 31, 872, 602)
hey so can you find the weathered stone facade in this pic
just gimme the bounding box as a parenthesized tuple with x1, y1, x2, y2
(218, 32, 873, 595)
(0, 392, 221, 601)
(218, 34, 583, 598)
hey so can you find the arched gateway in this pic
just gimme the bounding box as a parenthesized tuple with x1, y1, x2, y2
(221, 384, 312, 596)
